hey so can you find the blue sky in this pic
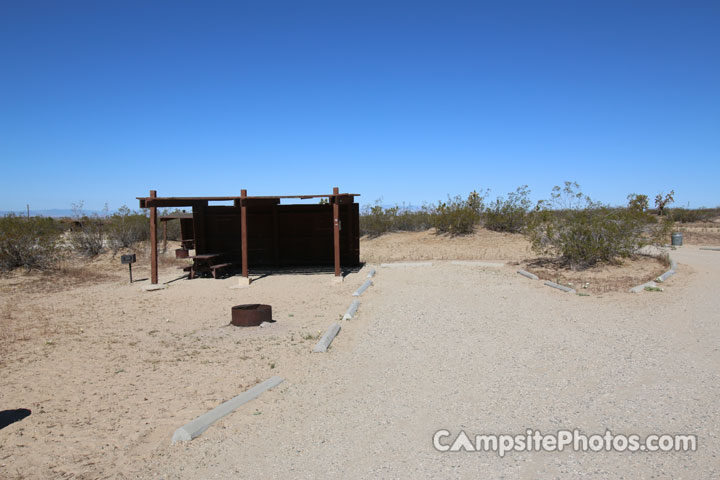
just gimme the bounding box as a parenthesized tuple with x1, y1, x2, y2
(1, 0, 718, 212)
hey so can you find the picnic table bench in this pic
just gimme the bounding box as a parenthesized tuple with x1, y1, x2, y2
(187, 253, 233, 279)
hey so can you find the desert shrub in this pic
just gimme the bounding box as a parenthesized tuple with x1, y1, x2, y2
(433, 190, 486, 235)
(70, 216, 105, 256)
(667, 207, 719, 223)
(360, 201, 435, 237)
(484, 185, 532, 233)
(107, 206, 150, 252)
(627, 193, 649, 212)
(526, 182, 670, 269)
(0, 214, 63, 271)
(68, 202, 106, 256)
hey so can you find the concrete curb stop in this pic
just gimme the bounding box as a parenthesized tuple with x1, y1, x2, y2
(342, 300, 360, 321)
(141, 284, 167, 292)
(516, 269, 539, 281)
(380, 262, 432, 268)
(699, 247, 720, 251)
(352, 279, 373, 297)
(366, 268, 377, 278)
(450, 261, 505, 267)
(171, 376, 284, 444)
(655, 269, 676, 283)
(313, 323, 341, 353)
(544, 280, 576, 294)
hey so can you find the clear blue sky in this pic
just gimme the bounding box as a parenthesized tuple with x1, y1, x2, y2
(1, 0, 718, 212)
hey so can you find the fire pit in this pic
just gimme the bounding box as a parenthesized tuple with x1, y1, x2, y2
(231, 304, 272, 327)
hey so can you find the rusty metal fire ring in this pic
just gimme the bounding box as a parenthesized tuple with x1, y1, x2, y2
(231, 304, 272, 327)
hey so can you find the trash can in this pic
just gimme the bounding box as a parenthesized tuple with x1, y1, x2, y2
(671, 232, 683, 246)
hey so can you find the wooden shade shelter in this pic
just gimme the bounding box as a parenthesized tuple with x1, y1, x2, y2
(138, 188, 360, 284)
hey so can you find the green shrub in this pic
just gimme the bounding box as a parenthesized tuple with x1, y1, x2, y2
(360, 201, 435, 237)
(70, 216, 105, 256)
(667, 207, 720, 223)
(433, 191, 486, 235)
(68, 202, 106, 257)
(526, 182, 670, 269)
(0, 214, 63, 271)
(484, 185, 532, 233)
(107, 206, 150, 252)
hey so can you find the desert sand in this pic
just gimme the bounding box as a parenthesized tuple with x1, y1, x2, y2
(1, 233, 719, 478)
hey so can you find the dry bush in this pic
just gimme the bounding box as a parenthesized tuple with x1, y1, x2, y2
(433, 190, 486, 235)
(484, 185, 532, 233)
(668, 207, 720, 223)
(107, 206, 150, 252)
(70, 216, 105, 256)
(360, 201, 435, 237)
(0, 214, 63, 272)
(526, 182, 671, 269)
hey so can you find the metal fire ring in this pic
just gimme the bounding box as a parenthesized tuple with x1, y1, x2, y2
(231, 304, 272, 327)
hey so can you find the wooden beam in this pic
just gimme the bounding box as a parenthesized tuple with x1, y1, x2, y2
(333, 187, 340, 277)
(241, 189, 248, 278)
(150, 190, 158, 284)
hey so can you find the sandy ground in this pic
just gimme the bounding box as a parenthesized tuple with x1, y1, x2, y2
(360, 229, 533, 263)
(2, 235, 719, 478)
(1, 247, 366, 479)
(138, 245, 719, 479)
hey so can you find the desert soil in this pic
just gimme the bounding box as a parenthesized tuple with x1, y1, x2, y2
(1, 234, 719, 478)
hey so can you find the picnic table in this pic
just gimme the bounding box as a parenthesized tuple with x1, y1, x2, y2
(187, 253, 232, 279)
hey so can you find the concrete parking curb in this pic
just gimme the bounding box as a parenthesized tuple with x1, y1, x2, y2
(450, 261, 505, 267)
(516, 269, 539, 281)
(366, 268, 377, 278)
(171, 376, 284, 444)
(380, 262, 432, 268)
(700, 247, 720, 251)
(352, 279, 372, 297)
(656, 269, 676, 283)
(544, 281, 576, 294)
(342, 300, 360, 321)
(313, 323, 341, 353)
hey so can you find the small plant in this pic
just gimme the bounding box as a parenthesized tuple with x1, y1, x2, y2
(107, 206, 150, 252)
(644, 286, 663, 292)
(526, 182, 670, 269)
(0, 214, 63, 271)
(433, 190, 486, 235)
(359, 200, 435, 237)
(69, 202, 106, 257)
(484, 185, 532, 233)
(667, 207, 719, 223)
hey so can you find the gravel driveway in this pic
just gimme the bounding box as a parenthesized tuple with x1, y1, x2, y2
(146, 246, 719, 479)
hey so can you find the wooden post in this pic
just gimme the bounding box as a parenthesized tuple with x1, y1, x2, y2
(162, 220, 168, 253)
(333, 187, 340, 277)
(241, 189, 248, 278)
(150, 190, 158, 284)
